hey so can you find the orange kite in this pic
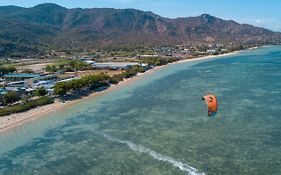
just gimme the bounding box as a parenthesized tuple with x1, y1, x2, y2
(202, 94, 218, 117)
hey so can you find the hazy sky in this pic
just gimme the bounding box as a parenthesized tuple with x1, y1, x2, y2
(1, 0, 281, 31)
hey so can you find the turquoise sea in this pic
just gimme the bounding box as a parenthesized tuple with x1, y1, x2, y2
(0, 46, 281, 175)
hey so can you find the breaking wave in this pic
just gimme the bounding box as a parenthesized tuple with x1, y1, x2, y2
(102, 133, 206, 175)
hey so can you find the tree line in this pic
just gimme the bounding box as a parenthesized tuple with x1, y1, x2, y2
(53, 65, 146, 96)
(46, 60, 92, 73)
(141, 57, 178, 66)
(53, 73, 112, 96)
(0, 96, 53, 116)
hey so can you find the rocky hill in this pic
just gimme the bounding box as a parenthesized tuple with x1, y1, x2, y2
(0, 3, 280, 56)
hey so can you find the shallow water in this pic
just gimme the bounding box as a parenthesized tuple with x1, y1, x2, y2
(0, 46, 281, 175)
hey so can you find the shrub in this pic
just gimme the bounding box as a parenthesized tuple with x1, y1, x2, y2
(0, 96, 54, 116)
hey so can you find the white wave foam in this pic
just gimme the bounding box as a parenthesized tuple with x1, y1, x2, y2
(102, 134, 206, 175)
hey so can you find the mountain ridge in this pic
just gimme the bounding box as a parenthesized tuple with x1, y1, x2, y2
(0, 3, 280, 57)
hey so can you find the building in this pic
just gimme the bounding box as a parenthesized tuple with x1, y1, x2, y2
(181, 49, 190, 54)
(3, 73, 59, 91)
(4, 74, 41, 81)
(137, 54, 159, 59)
(57, 76, 79, 83)
(30, 74, 58, 83)
(220, 49, 228, 53)
(206, 49, 217, 54)
(5, 81, 27, 91)
(85, 60, 96, 64)
(25, 74, 58, 87)
(33, 80, 55, 89)
(92, 62, 140, 70)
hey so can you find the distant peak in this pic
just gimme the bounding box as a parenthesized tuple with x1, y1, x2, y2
(201, 14, 214, 19)
(33, 3, 65, 9)
(200, 14, 217, 22)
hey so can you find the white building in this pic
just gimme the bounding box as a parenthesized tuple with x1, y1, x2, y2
(92, 62, 140, 70)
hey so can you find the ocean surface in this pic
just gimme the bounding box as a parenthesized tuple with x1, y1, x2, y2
(0, 46, 281, 175)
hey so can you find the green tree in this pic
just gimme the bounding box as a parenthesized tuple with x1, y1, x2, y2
(0, 96, 54, 116)
(3, 91, 19, 105)
(33, 87, 48, 96)
(45, 65, 58, 72)
(53, 83, 68, 96)
(53, 73, 112, 96)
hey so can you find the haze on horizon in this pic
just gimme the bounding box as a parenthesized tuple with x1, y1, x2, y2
(1, 0, 281, 32)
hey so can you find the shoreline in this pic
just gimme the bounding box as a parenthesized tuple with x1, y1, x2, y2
(0, 51, 239, 133)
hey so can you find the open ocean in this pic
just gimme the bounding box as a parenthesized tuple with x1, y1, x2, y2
(0, 46, 281, 175)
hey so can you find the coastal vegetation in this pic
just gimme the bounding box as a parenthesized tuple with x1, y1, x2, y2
(2, 91, 20, 105)
(53, 73, 112, 96)
(33, 87, 48, 97)
(123, 65, 146, 76)
(111, 65, 146, 82)
(54, 65, 146, 96)
(110, 51, 136, 57)
(142, 57, 178, 66)
(0, 87, 50, 116)
(0, 96, 53, 116)
(46, 60, 92, 73)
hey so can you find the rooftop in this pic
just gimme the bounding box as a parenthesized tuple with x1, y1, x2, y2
(4, 73, 41, 78)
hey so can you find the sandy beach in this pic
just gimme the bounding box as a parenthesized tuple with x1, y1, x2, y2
(0, 51, 238, 133)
